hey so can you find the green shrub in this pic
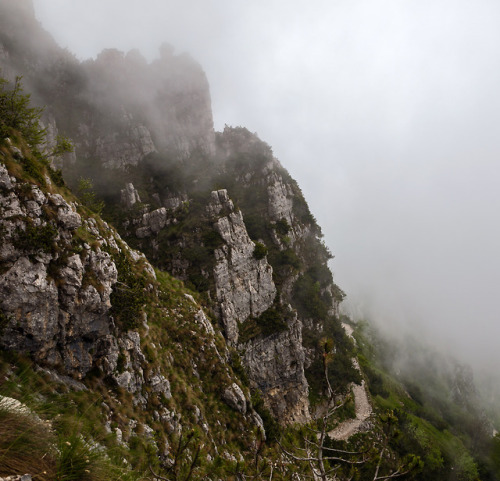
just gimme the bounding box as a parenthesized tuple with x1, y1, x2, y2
(292, 193, 315, 226)
(256, 306, 288, 337)
(184, 245, 212, 264)
(0, 76, 46, 149)
(229, 350, 249, 387)
(275, 248, 301, 270)
(244, 214, 269, 241)
(15, 220, 57, 253)
(202, 229, 224, 250)
(253, 241, 268, 260)
(20, 155, 46, 185)
(77, 178, 104, 214)
(187, 272, 210, 292)
(292, 275, 330, 321)
(364, 364, 390, 399)
(49, 166, 65, 187)
(274, 218, 290, 236)
(251, 390, 280, 442)
(238, 302, 289, 343)
(51, 134, 74, 158)
(0, 310, 10, 336)
(110, 252, 147, 330)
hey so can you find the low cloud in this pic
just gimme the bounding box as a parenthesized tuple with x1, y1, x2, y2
(32, 0, 500, 375)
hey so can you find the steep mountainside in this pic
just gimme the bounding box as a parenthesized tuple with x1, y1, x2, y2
(0, 128, 272, 479)
(0, 0, 354, 427)
(353, 321, 500, 481)
(1, 2, 499, 481)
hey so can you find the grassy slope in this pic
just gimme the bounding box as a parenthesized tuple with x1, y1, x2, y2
(354, 320, 500, 481)
(0, 131, 271, 480)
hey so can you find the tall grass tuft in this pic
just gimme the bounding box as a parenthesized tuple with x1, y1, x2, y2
(0, 353, 143, 481)
(0, 406, 57, 480)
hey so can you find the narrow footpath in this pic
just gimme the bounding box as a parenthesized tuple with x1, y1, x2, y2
(328, 324, 372, 441)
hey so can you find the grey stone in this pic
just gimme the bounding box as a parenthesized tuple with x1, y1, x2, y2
(210, 191, 276, 344)
(163, 195, 185, 210)
(222, 383, 247, 414)
(30, 186, 46, 205)
(25, 200, 42, 217)
(57, 209, 81, 230)
(150, 373, 172, 399)
(121, 182, 141, 209)
(10, 146, 22, 158)
(0, 163, 13, 190)
(35, 366, 87, 391)
(249, 409, 266, 440)
(135, 226, 151, 238)
(144, 207, 167, 234)
(0, 180, 127, 377)
(267, 171, 295, 226)
(206, 189, 234, 216)
(0, 192, 24, 218)
(96, 119, 156, 170)
(48, 193, 66, 207)
(241, 314, 310, 425)
(193, 405, 201, 422)
(135, 207, 169, 238)
(195, 309, 215, 335)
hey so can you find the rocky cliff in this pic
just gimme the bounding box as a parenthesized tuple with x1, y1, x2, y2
(0, 0, 353, 457)
(0, 1, 214, 169)
(0, 134, 270, 477)
(0, 0, 353, 426)
(2, 3, 499, 481)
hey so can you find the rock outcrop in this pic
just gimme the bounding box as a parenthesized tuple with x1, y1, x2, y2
(93, 114, 157, 170)
(0, 2, 347, 429)
(241, 312, 310, 424)
(0, 6, 215, 169)
(0, 140, 269, 461)
(121, 182, 142, 209)
(210, 190, 276, 345)
(222, 383, 247, 414)
(0, 160, 121, 377)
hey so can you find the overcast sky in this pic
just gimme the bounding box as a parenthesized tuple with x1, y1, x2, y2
(32, 0, 500, 373)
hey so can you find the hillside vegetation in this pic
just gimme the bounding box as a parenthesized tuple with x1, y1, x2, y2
(0, 2, 499, 479)
(354, 320, 500, 481)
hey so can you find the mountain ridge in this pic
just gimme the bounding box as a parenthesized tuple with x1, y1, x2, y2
(0, 0, 352, 433)
(0, 2, 499, 480)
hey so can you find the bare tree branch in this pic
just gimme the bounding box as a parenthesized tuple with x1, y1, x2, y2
(150, 465, 170, 481)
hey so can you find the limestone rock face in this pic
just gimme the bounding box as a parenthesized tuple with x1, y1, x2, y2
(0, 9, 215, 168)
(206, 189, 234, 217)
(149, 50, 216, 159)
(0, 157, 118, 377)
(135, 207, 168, 238)
(127, 192, 187, 240)
(109, 331, 147, 404)
(121, 183, 142, 209)
(0, 257, 60, 355)
(222, 383, 247, 414)
(210, 190, 276, 345)
(267, 171, 295, 225)
(70, 49, 214, 167)
(241, 313, 310, 424)
(0, 1, 354, 447)
(50, 194, 82, 230)
(94, 115, 157, 170)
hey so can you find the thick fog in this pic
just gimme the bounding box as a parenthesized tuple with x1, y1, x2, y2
(32, 0, 500, 374)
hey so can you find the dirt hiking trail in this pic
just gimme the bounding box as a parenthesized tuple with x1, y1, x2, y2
(328, 324, 372, 441)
